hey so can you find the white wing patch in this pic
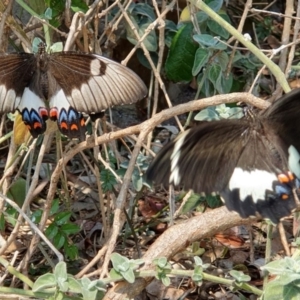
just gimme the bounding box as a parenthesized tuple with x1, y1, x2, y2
(18, 87, 45, 111)
(0, 85, 21, 111)
(288, 145, 300, 179)
(50, 89, 71, 110)
(170, 130, 190, 186)
(229, 168, 277, 202)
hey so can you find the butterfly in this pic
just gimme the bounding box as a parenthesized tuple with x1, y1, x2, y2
(146, 89, 300, 223)
(0, 43, 147, 139)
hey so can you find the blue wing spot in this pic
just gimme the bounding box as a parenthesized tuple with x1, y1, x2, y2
(57, 107, 86, 140)
(20, 108, 46, 137)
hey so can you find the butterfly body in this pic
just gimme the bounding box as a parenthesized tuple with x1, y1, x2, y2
(146, 89, 300, 223)
(0, 44, 147, 139)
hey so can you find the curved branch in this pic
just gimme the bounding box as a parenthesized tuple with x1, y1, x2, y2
(103, 207, 256, 299)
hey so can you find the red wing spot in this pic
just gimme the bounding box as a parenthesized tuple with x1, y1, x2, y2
(39, 108, 49, 119)
(278, 174, 291, 183)
(60, 122, 68, 130)
(33, 122, 42, 129)
(71, 124, 79, 131)
(49, 109, 58, 119)
(281, 194, 289, 200)
(80, 118, 85, 126)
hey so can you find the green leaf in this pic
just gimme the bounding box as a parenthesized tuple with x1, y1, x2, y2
(196, 11, 209, 23)
(205, 194, 222, 208)
(207, 64, 222, 85)
(161, 276, 171, 286)
(109, 269, 123, 280)
(70, 0, 89, 13)
(7, 178, 26, 207)
(50, 42, 63, 53)
(181, 193, 203, 213)
(0, 214, 5, 230)
(137, 49, 158, 70)
(125, 18, 157, 51)
(165, 23, 198, 82)
(80, 278, 98, 300)
(45, 223, 59, 240)
(132, 3, 156, 20)
(194, 107, 220, 121)
(216, 51, 229, 71)
(121, 268, 135, 283)
(207, 19, 229, 39)
(54, 262, 68, 282)
(111, 253, 129, 271)
(132, 169, 143, 191)
(44, 7, 52, 19)
(262, 259, 291, 274)
(54, 211, 71, 225)
(220, 73, 233, 94)
(53, 232, 66, 249)
(192, 48, 210, 76)
(67, 276, 82, 293)
(64, 244, 78, 260)
(55, 262, 68, 292)
(138, 22, 157, 52)
(230, 270, 251, 282)
(32, 273, 56, 292)
(60, 223, 80, 235)
(192, 265, 203, 283)
(193, 34, 217, 47)
(207, 0, 223, 12)
(101, 169, 117, 192)
(49, 199, 60, 216)
(263, 279, 300, 300)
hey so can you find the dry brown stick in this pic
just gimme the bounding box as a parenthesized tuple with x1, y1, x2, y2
(7, 135, 51, 267)
(64, 0, 102, 50)
(100, 129, 147, 278)
(103, 207, 256, 300)
(226, 0, 252, 77)
(275, 0, 294, 95)
(278, 222, 290, 256)
(146, 0, 167, 162)
(0, 0, 13, 50)
(286, 1, 300, 77)
(0, 0, 31, 51)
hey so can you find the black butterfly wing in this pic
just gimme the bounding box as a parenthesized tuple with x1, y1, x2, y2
(146, 119, 297, 223)
(262, 88, 300, 153)
(0, 53, 35, 112)
(146, 120, 248, 193)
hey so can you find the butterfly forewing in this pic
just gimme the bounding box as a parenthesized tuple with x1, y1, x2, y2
(146, 120, 248, 193)
(0, 53, 35, 112)
(48, 53, 147, 113)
